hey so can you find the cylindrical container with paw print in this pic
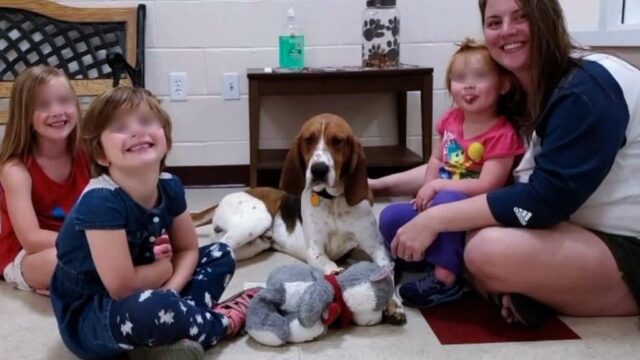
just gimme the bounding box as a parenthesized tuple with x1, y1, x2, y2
(362, 0, 400, 68)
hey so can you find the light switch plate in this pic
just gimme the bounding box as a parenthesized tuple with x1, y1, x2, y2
(222, 72, 240, 100)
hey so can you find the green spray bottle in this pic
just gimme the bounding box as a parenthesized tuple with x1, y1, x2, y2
(279, 8, 305, 70)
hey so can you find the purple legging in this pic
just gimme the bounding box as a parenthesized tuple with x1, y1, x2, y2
(378, 190, 468, 274)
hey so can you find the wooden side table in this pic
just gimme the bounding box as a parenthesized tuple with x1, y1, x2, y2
(247, 66, 433, 187)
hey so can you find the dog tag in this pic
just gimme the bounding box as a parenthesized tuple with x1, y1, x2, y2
(310, 192, 320, 207)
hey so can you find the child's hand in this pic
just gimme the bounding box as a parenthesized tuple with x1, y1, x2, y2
(368, 178, 380, 197)
(414, 182, 438, 212)
(153, 234, 173, 260)
(154, 244, 172, 260)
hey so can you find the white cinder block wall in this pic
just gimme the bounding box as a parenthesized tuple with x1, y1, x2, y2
(51, 0, 482, 167)
(41, 0, 586, 168)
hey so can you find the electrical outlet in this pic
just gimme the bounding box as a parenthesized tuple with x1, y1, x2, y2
(221, 72, 240, 100)
(169, 72, 187, 101)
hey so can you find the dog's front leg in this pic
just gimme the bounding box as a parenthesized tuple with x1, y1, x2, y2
(383, 296, 407, 325)
(355, 226, 407, 325)
(306, 240, 341, 274)
(364, 238, 408, 326)
(359, 240, 407, 325)
(355, 225, 392, 268)
(302, 201, 342, 274)
(362, 242, 392, 268)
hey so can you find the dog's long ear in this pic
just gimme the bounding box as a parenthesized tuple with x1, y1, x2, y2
(279, 136, 306, 195)
(344, 136, 369, 206)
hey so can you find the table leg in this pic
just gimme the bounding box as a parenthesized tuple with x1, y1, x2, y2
(421, 75, 433, 161)
(396, 92, 407, 149)
(249, 79, 260, 187)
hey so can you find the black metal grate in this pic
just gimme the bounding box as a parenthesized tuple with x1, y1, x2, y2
(0, 7, 127, 81)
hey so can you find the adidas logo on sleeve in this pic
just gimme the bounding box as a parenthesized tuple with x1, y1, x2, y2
(513, 207, 532, 226)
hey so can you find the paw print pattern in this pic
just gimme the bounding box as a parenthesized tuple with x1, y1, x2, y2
(368, 43, 383, 57)
(362, 18, 386, 41)
(385, 38, 400, 63)
(362, 15, 400, 68)
(387, 17, 400, 38)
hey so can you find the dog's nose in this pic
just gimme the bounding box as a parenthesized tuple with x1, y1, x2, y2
(310, 162, 329, 181)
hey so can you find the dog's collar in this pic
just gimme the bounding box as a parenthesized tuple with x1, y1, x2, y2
(322, 274, 353, 328)
(313, 189, 336, 200)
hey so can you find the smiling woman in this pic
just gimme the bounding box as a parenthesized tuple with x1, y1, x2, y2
(481, 0, 576, 135)
(482, 4, 531, 84)
(467, 0, 640, 325)
(371, 0, 640, 328)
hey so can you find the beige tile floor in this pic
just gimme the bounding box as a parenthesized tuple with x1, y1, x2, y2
(1, 187, 639, 359)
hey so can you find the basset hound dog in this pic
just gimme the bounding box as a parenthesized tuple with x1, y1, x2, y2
(192, 113, 391, 272)
(192, 113, 405, 323)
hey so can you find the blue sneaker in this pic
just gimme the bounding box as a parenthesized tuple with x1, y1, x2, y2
(399, 272, 464, 308)
(395, 258, 434, 273)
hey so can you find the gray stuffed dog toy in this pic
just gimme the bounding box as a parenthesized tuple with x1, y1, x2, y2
(245, 261, 395, 346)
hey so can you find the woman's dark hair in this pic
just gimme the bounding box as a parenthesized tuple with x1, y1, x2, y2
(479, 0, 578, 138)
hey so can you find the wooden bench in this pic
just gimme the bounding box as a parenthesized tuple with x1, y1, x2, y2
(0, 0, 146, 123)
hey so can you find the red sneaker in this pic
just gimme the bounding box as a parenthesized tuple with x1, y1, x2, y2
(213, 287, 262, 337)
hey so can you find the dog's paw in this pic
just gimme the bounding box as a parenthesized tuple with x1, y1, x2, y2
(382, 297, 407, 326)
(324, 267, 345, 275)
(322, 262, 344, 275)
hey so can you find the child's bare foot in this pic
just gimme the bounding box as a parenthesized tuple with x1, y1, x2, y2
(497, 294, 515, 323)
(492, 293, 553, 328)
(213, 287, 262, 337)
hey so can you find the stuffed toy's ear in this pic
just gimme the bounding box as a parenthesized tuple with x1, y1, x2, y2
(297, 280, 334, 327)
(369, 263, 394, 282)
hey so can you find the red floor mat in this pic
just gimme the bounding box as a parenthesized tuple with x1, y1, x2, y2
(420, 291, 581, 344)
